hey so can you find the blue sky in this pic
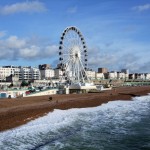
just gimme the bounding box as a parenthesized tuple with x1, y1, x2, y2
(0, 0, 150, 73)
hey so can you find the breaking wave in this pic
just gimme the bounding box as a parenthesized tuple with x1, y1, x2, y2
(0, 95, 150, 150)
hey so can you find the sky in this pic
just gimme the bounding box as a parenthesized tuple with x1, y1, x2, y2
(0, 0, 150, 73)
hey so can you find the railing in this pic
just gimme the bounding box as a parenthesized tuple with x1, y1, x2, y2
(123, 82, 150, 86)
(25, 87, 58, 95)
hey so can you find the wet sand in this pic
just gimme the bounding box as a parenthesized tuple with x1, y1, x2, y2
(0, 86, 150, 132)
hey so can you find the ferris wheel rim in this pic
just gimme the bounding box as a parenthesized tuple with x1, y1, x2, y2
(58, 26, 89, 83)
(59, 27, 88, 66)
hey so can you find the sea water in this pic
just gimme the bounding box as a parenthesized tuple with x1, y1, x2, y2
(0, 95, 150, 150)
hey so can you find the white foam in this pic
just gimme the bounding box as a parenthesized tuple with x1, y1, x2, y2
(0, 95, 150, 149)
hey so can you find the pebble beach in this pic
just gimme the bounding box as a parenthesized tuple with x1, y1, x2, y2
(0, 86, 150, 132)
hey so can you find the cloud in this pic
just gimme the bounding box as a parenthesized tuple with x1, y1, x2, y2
(0, 31, 7, 38)
(67, 6, 77, 14)
(87, 47, 117, 71)
(87, 43, 150, 73)
(0, 34, 149, 72)
(0, 1, 47, 15)
(44, 45, 58, 56)
(6, 36, 26, 48)
(132, 4, 150, 12)
(19, 45, 40, 59)
(139, 61, 150, 73)
(117, 53, 140, 72)
(0, 35, 58, 61)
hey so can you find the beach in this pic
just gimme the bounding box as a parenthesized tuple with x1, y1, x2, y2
(0, 86, 150, 132)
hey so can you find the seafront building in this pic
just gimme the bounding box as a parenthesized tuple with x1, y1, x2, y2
(0, 65, 150, 98)
(0, 65, 150, 82)
(0, 66, 41, 81)
(85, 69, 96, 80)
(98, 68, 108, 73)
(145, 73, 150, 80)
(117, 72, 126, 79)
(19, 67, 41, 80)
(40, 69, 55, 80)
(129, 73, 150, 80)
(95, 72, 104, 79)
(39, 64, 55, 79)
(0, 66, 18, 80)
(54, 68, 63, 79)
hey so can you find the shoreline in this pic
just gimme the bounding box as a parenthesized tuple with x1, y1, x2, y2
(0, 86, 150, 132)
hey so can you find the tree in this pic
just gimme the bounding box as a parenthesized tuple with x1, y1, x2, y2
(21, 81, 29, 87)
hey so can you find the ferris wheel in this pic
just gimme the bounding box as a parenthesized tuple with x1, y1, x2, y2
(59, 26, 90, 84)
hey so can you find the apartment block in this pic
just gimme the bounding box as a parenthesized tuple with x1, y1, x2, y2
(98, 68, 108, 73)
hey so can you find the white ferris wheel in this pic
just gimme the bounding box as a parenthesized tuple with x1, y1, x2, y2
(59, 26, 90, 84)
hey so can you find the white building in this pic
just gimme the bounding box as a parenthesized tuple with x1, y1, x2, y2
(40, 69, 55, 79)
(14, 67, 21, 80)
(31, 67, 41, 80)
(0, 66, 20, 80)
(85, 70, 96, 80)
(135, 73, 145, 80)
(20, 67, 32, 80)
(0, 67, 11, 80)
(109, 71, 117, 79)
(121, 69, 129, 79)
(129, 74, 135, 80)
(96, 73, 104, 79)
(124, 73, 129, 80)
(54, 69, 63, 79)
(0, 66, 41, 81)
(117, 72, 126, 79)
(145, 73, 150, 80)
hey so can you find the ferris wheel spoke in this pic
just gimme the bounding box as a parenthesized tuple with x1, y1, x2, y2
(69, 37, 76, 49)
(73, 32, 79, 45)
(77, 59, 81, 81)
(71, 32, 77, 47)
(65, 59, 71, 71)
(78, 44, 83, 52)
(74, 59, 79, 80)
(80, 58, 89, 81)
(68, 38, 74, 47)
(64, 36, 72, 48)
(67, 32, 73, 44)
(63, 57, 70, 64)
(62, 43, 72, 54)
(78, 40, 84, 53)
(63, 39, 70, 49)
(62, 43, 68, 49)
(63, 54, 73, 56)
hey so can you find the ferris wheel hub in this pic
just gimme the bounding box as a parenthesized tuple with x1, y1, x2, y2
(71, 46, 81, 60)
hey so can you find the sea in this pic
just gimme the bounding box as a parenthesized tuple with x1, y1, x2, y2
(0, 95, 150, 150)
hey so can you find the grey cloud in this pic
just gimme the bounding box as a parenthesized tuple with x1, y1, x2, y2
(19, 46, 40, 59)
(6, 36, 26, 49)
(0, 34, 149, 73)
(87, 47, 118, 71)
(44, 45, 58, 56)
(0, 31, 7, 38)
(87, 46, 150, 73)
(137, 61, 150, 73)
(0, 35, 58, 60)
